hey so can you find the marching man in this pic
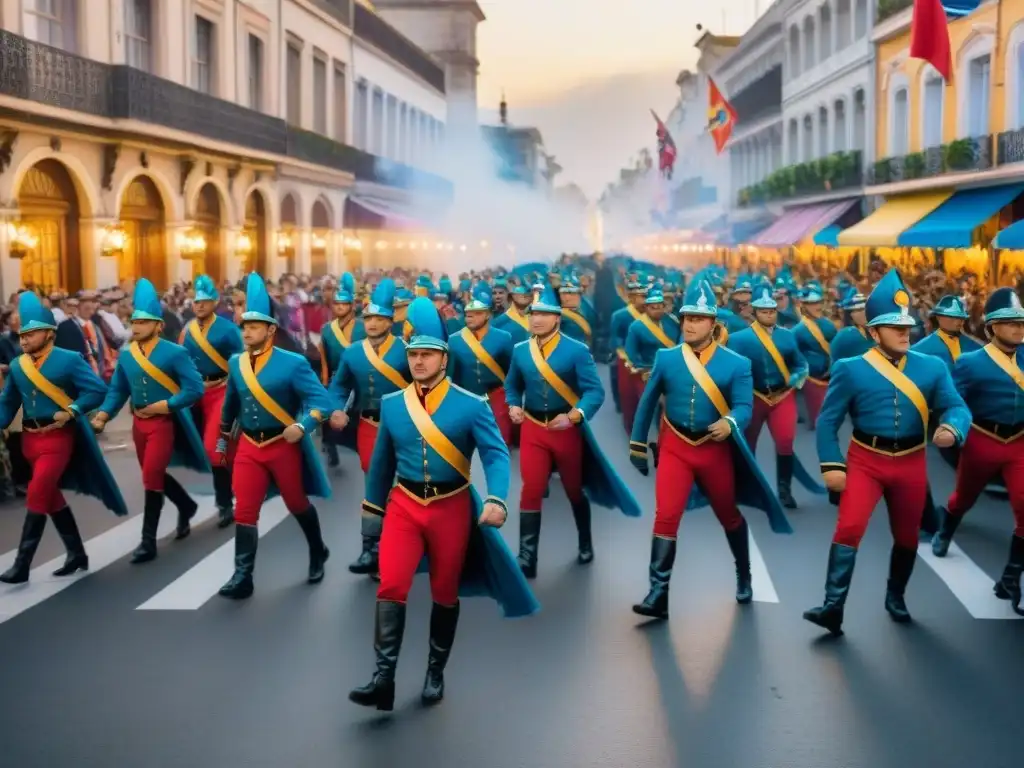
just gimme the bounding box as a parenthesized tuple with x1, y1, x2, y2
(92, 279, 208, 564)
(318, 273, 365, 469)
(558, 274, 595, 349)
(629, 280, 791, 618)
(829, 289, 875, 363)
(0, 292, 127, 584)
(492, 279, 532, 346)
(180, 274, 244, 528)
(349, 298, 537, 712)
(610, 277, 648, 432)
(792, 281, 837, 429)
(806, 270, 970, 635)
(217, 274, 333, 600)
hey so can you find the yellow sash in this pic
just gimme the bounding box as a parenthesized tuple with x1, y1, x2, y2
(460, 328, 506, 383)
(863, 348, 929, 428)
(187, 318, 229, 372)
(330, 318, 354, 349)
(528, 338, 579, 406)
(983, 344, 1024, 391)
(561, 308, 592, 339)
(681, 344, 729, 418)
(935, 331, 961, 362)
(239, 351, 295, 428)
(362, 338, 409, 390)
(18, 354, 73, 410)
(801, 315, 831, 355)
(402, 386, 471, 480)
(751, 323, 791, 381)
(129, 342, 181, 395)
(505, 306, 529, 331)
(640, 315, 675, 349)
(627, 304, 642, 321)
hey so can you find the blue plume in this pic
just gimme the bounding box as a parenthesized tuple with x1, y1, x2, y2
(371, 278, 396, 308)
(407, 296, 448, 342)
(341, 272, 355, 296)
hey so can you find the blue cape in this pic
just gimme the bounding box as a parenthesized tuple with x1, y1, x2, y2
(169, 410, 212, 474)
(581, 422, 642, 517)
(67, 419, 129, 516)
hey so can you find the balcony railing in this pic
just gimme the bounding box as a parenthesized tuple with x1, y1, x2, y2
(868, 136, 992, 184)
(737, 150, 862, 207)
(997, 128, 1024, 166)
(877, 0, 913, 23)
(353, 3, 446, 93)
(0, 29, 450, 194)
(309, 0, 352, 28)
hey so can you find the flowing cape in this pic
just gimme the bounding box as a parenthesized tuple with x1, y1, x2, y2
(66, 419, 129, 517)
(581, 422, 642, 517)
(169, 410, 212, 473)
(793, 452, 827, 495)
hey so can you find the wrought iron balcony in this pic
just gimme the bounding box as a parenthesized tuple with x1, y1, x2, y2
(309, 0, 353, 28)
(730, 65, 782, 128)
(997, 128, 1024, 166)
(353, 3, 446, 93)
(868, 136, 992, 184)
(0, 29, 110, 116)
(737, 150, 862, 206)
(877, 0, 913, 23)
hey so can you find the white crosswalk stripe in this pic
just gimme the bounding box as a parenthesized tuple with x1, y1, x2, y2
(917, 541, 1023, 620)
(747, 528, 779, 603)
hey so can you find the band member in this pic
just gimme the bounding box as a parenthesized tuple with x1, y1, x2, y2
(610, 277, 648, 431)
(0, 293, 127, 584)
(217, 274, 333, 600)
(722, 275, 753, 334)
(447, 283, 515, 445)
(793, 282, 837, 429)
(180, 274, 244, 528)
(92, 280, 208, 563)
(625, 283, 681, 389)
(349, 298, 537, 712)
(392, 287, 414, 339)
(506, 285, 641, 578)
(492, 280, 531, 345)
(806, 270, 970, 635)
(319, 273, 365, 468)
(558, 274, 595, 348)
(629, 281, 791, 618)
(931, 287, 1024, 614)
(829, 289, 874, 363)
(727, 279, 819, 509)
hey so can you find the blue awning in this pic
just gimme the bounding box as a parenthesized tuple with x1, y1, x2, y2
(994, 219, 1024, 249)
(725, 217, 774, 246)
(813, 224, 843, 247)
(897, 184, 1024, 248)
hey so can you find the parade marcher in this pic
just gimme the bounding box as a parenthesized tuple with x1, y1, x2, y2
(628, 280, 791, 618)
(829, 289, 875, 363)
(610, 277, 648, 431)
(392, 287, 414, 339)
(328, 279, 410, 575)
(447, 282, 515, 445)
(318, 273, 365, 469)
(558, 274, 595, 348)
(723, 274, 753, 334)
(491, 279, 531, 346)
(805, 270, 971, 635)
(216, 274, 333, 600)
(349, 298, 538, 712)
(0, 293, 127, 584)
(792, 281, 837, 429)
(930, 287, 1024, 614)
(506, 285, 641, 578)
(774, 276, 801, 329)
(727, 279, 819, 509)
(92, 280, 208, 563)
(180, 275, 244, 528)
(624, 282, 681, 387)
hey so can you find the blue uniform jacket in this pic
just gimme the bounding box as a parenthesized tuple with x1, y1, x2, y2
(793, 316, 838, 380)
(0, 347, 127, 516)
(180, 315, 244, 379)
(221, 346, 333, 499)
(721, 309, 750, 335)
(329, 336, 410, 415)
(611, 305, 643, 358)
(362, 380, 539, 618)
(448, 325, 514, 396)
(816, 350, 972, 471)
(492, 308, 531, 345)
(505, 333, 641, 517)
(727, 323, 809, 392)
(318, 317, 366, 383)
(100, 339, 209, 473)
(778, 305, 801, 329)
(630, 343, 791, 533)
(912, 330, 982, 372)
(953, 345, 1024, 429)
(624, 315, 681, 371)
(830, 325, 875, 364)
(560, 303, 596, 347)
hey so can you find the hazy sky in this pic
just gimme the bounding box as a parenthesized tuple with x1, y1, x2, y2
(475, 0, 763, 198)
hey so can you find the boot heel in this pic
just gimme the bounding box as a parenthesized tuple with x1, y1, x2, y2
(0, 513, 47, 584)
(348, 677, 395, 711)
(50, 508, 89, 577)
(351, 601, 406, 712)
(633, 536, 675, 619)
(219, 524, 258, 600)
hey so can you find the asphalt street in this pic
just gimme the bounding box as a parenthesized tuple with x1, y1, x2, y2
(0, 367, 1021, 768)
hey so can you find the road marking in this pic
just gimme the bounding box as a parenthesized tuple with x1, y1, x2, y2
(0, 500, 219, 625)
(748, 528, 779, 603)
(136, 501, 290, 611)
(917, 541, 1023, 620)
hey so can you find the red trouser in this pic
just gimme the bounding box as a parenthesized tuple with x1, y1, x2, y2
(617, 358, 640, 432)
(654, 422, 743, 538)
(195, 382, 237, 465)
(487, 387, 513, 446)
(357, 418, 379, 474)
(947, 429, 1024, 537)
(22, 427, 74, 513)
(802, 378, 829, 429)
(132, 414, 175, 492)
(833, 441, 927, 550)
(233, 437, 311, 525)
(519, 418, 585, 510)
(377, 487, 471, 606)
(745, 390, 797, 455)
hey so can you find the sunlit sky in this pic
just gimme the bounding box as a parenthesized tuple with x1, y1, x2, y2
(475, 0, 763, 198)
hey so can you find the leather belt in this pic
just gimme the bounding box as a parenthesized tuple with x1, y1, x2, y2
(360, 409, 381, 423)
(756, 384, 790, 397)
(242, 425, 286, 444)
(525, 407, 571, 424)
(203, 374, 227, 383)
(23, 417, 57, 430)
(973, 419, 1024, 439)
(666, 419, 709, 442)
(397, 477, 468, 500)
(853, 429, 925, 454)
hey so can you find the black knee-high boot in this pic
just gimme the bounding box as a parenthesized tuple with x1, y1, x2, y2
(50, 507, 88, 577)
(0, 512, 47, 584)
(803, 543, 857, 636)
(131, 491, 163, 564)
(349, 600, 407, 711)
(293, 506, 330, 583)
(348, 536, 378, 575)
(725, 519, 753, 604)
(776, 454, 796, 509)
(218, 524, 258, 599)
(571, 498, 593, 564)
(517, 511, 541, 579)
(931, 506, 962, 557)
(212, 466, 234, 528)
(632, 536, 676, 619)
(163, 474, 198, 540)
(994, 535, 1024, 611)
(884, 545, 917, 623)
(422, 601, 460, 704)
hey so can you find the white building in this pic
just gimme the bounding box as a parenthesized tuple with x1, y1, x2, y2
(0, 0, 450, 296)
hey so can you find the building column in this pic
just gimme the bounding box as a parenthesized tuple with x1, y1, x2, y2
(0, 207, 21, 300)
(81, 216, 118, 289)
(165, 221, 194, 284)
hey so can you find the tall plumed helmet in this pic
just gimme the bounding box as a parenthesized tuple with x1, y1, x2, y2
(405, 296, 449, 352)
(335, 272, 356, 303)
(644, 283, 665, 305)
(983, 287, 1024, 323)
(465, 281, 493, 312)
(930, 293, 968, 319)
(530, 283, 562, 314)
(679, 279, 718, 317)
(240, 272, 277, 324)
(865, 268, 916, 328)
(16, 290, 57, 333)
(749, 278, 778, 310)
(131, 278, 164, 322)
(364, 277, 396, 319)
(193, 274, 219, 303)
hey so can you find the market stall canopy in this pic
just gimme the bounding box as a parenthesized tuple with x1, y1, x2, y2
(897, 184, 1024, 248)
(836, 191, 952, 247)
(813, 224, 842, 247)
(749, 199, 859, 248)
(994, 218, 1024, 249)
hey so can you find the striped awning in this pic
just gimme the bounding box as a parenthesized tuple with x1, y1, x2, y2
(836, 191, 953, 247)
(749, 199, 859, 247)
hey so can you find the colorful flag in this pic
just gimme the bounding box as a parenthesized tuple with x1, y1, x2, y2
(910, 0, 952, 82)
(650, 110, 677, 180)
(706, 77, 738, 154)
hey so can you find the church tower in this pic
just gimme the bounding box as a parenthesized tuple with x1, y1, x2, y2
(369, 0, 485, 139)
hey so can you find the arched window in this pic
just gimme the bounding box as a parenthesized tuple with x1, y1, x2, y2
(833, 99, 847, 152)
(957, 33, 995, 138)
(789, 25, 802, 78)
(888, 78, 910, 156)
(803, 17, 816, 71)
(920, 68, 944, 148)
(787, 118, 799, 164)
(1008, 23, 1024, 130)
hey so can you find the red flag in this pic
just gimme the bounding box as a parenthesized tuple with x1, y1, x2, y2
(910, 0, 952, 82)
(650, 109, 677, 179)
(706, 77, 738, 154)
